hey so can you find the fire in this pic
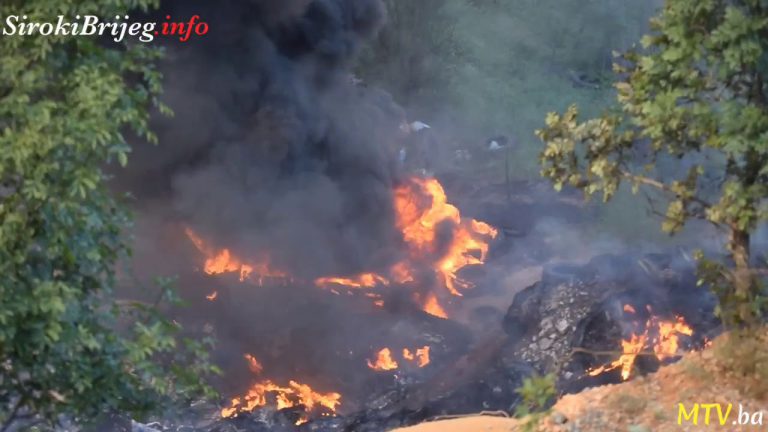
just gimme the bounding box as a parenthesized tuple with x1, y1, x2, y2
(402, 346, 431, 368)
(420, 292, 448, 319)
(390, 261, 415, 284)
(222, 355, 341, 424)
(587, 305, 694, 380)
(184, 227, 286, 283)
(368, 346, 431, 371)
(206, 291, 218, 301)
(221, 379, 341, 422)
(185, 177, 498, 319)
(315, 273, 390, 289)
(587, 333, 648, 380)
(244, 354, 263, 375)
(367, 348, 398, 371)
(653, 315, 694, 360)
(394, 178, 498, 296)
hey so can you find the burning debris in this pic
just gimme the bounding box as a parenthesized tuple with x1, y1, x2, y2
(501, 252, 721, 397)
(586, 307, 694, 380)
(221, 355, 341, 425)
(367, 348, 399, 372)
(184, 227, 288, 285)
(402, 346, 431, 368)
(417, 293, 448, 319)
(367, 346, 431, 371)
(394, 177, 498, 297)
(184, 175, 497, 319)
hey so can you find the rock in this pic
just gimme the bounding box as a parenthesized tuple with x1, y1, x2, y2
(556, 319, 569, 333)
(551, 411, 568, 424)
(538, 338, 553, 350)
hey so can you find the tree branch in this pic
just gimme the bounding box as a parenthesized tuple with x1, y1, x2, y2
(0, 398, 23, 432)
(622, 171, 713, 209)
(571, 347, 666, 358)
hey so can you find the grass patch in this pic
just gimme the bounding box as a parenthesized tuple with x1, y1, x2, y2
(607, 392, 647, 417)
(681, 359, 709, 382)
(713, 328, 768, 400)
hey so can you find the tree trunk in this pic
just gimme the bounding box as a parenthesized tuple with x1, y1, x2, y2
(728, 227, 758, 326)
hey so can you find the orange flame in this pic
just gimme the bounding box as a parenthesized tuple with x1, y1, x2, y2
(390, 261, 415, 284)
(185, 227, 286, 283)
(588, 305, 694, 381)
(394, 178, 498, 296)
(587, 333, 648, 380)
(244, 354, 263, 375)
(315, 273, 390, 289)
(206, 291, 219, 301)
(185, 177, 497, 320)
(369, 346, 431, 371)
(367, 348, 398, 371)
(420, 292, 448, 319)
(221, 379, 341, 421)
(221, 355, 341, 424)
(653, 316, 694, 360)
(402, 346, 431, 368)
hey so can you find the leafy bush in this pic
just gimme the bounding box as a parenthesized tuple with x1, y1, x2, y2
(0, 1, 217, 429)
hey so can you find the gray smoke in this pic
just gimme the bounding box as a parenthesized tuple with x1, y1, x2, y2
(122, 0, 411, 279)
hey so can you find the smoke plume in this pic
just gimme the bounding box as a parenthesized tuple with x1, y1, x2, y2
(121, 0, 408, 279)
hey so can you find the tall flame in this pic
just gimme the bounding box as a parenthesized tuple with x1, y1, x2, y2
(394, 178, 498, 296)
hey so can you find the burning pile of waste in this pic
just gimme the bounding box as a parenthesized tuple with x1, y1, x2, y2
(184, 176, 498, 320)
(179, 175, 497, 424)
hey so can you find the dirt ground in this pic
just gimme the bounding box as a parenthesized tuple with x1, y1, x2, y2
(392, 329, 768, 432)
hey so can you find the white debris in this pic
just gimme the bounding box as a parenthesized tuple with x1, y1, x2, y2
(488, 140, 503, 150)
(132, 420, 162, 432)
(409, 121, 431, 132)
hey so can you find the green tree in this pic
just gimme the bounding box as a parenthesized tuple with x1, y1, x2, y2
(0, 1, 217, 429)
(537, 0, 768, 326)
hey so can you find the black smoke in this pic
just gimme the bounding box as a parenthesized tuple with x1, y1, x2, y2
(120, 0, 410, 279)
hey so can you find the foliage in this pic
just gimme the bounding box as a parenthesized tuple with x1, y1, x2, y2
(0, 1, 217, 429)
(712, 327, 768, 399)
(355, 0, 659, 183)
(514, 373, 556, 432)
(354, 0, 464, 111)
(514, 373, 557, 417)
(537, 0, 768, 326)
